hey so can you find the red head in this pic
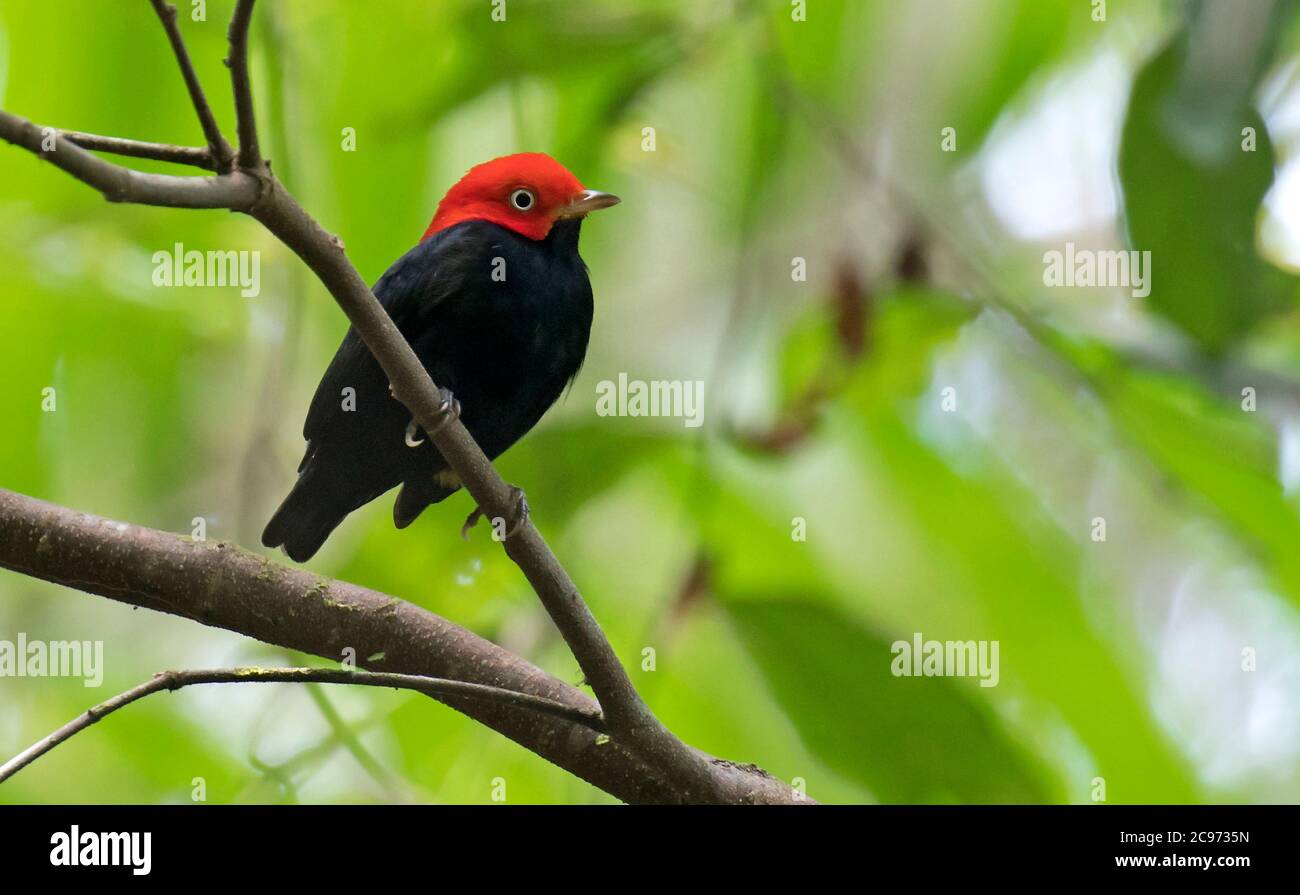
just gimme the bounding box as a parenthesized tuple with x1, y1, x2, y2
(422, 152, 620, 243)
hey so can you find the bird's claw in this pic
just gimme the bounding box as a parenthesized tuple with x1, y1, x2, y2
(459, 510, 479, 540)
(461, 485, 529, 541)
(404, 387, 461, 449)
(429, 387, 462, 437)
(404, 419, 424, 447)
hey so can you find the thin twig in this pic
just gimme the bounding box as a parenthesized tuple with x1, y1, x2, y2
(226, 0, 261, 169)
(0, 112, 258, 208)
(61, 129, 214, 170)
(148, 0, 235, 170)
(0, 667, 607, 784)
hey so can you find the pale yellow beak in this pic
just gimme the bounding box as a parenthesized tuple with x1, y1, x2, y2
(557, 189, 621, 219)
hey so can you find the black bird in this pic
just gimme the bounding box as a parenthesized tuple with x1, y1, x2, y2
(262, 153, 619, 561)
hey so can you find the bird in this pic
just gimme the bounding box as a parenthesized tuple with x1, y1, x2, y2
(262, 152, 620, 562)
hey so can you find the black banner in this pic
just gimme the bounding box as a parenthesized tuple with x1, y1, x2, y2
(0, 804, 1288, 879)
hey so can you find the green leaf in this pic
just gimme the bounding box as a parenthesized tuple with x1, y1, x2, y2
(947, 0, 1080, 151)
(1107, 365, 1300, 613)
(1119, 14, 1295, 353)
(726, 599, 1059, 803)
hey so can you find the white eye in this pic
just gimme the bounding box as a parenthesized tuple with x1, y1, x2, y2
(509, 188, 535, 211)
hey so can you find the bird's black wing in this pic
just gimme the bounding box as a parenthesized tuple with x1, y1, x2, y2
(264, 221, 512, 560)
(299, 222, 501, 447)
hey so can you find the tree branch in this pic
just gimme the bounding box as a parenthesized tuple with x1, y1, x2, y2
(226, 0, 261, 169)
(60, 130, 215, 170)
(0, 489, 803, 804)
(0, 666, 606, 785)
(0, 111, 258, 208)
(148, 0, 235, 170)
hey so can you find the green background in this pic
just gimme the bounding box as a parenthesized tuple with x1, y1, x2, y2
(1, 0, 1298, 804)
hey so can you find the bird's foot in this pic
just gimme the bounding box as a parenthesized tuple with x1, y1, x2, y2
(461, 485, 530, 542)
(403, 387, 461, 448)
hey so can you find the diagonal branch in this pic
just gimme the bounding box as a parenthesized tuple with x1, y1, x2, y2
(244, 182, 712, 791)
(60, 130, 215, 170)
(149, 0, 235, 170)
(0, 667, 606, 785)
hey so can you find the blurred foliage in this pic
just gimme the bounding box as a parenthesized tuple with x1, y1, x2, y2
(1, 0, 1299, 805)
(1119, 0, 1298, 352)
(728, 599, 1060, 803)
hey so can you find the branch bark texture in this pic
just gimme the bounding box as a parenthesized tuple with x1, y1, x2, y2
(0, 489, 801, 804)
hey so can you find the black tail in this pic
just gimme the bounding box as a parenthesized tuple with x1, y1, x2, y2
(262, 475, 349, 563)
(392, 472, 460, 529)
